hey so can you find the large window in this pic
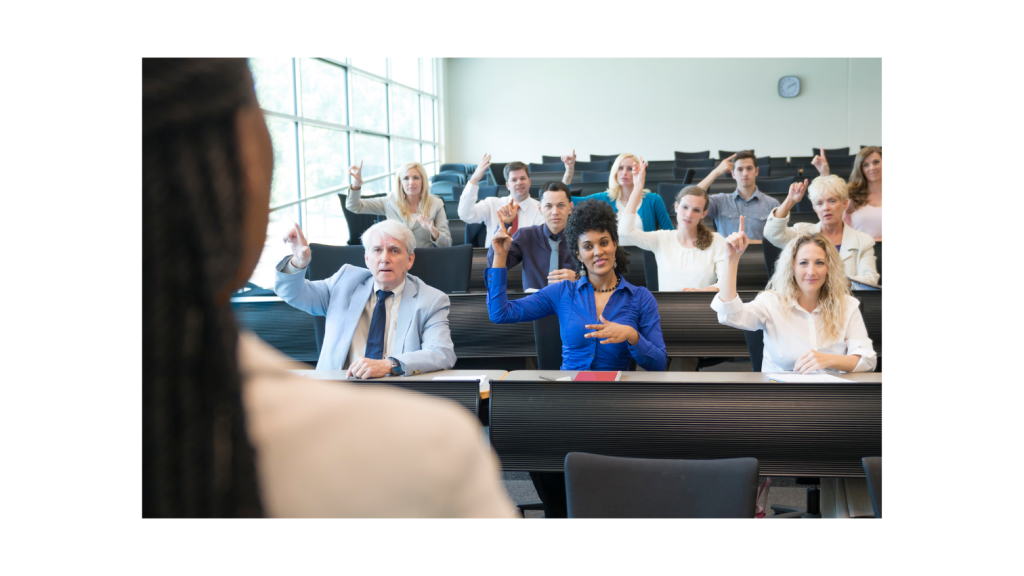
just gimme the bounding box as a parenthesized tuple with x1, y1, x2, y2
(245, 58, 440, 289)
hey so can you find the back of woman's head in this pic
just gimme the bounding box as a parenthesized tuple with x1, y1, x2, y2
(766, 232, 850, 344)
(564, 199, 630, 277)
(143, 58, 263, 517)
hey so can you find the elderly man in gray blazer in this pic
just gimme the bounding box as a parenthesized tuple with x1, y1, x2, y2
(275, 220, 456, 377)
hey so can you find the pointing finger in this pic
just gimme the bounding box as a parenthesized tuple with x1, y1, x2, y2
(739, 215, 745, 233)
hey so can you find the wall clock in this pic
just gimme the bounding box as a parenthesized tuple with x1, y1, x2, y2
(778, 76, 800, 98)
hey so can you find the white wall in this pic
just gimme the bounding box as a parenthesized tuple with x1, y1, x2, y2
(443, 58, 881, 163)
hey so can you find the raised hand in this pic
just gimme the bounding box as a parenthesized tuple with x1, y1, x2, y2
(283, 222, 311, 269)
(547, 268, 577, 285)
(416, 213, 438, 239)
(497, 199, 520, 225)
(633, 156, 648, 191)
(584, 315, 640, 345)
(470, 153, 492, 185)
(561, 149, 576, 169)
(348, 160, 364, 189)
(345, 356, 392, 379)
(811, 147, 829, 176)
(718, 153, 737, 176)
(724, 216, 748, 261)
(491, 215, 512, 257)
(793, 350, 832, 374)
(787, 179, 809, 204)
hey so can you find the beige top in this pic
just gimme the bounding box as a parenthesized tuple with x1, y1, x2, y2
(346, 188, 452, 248)
(239, 333, 516, 518)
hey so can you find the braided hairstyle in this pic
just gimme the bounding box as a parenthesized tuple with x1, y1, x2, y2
(143, 58, 263, 517)
(563, 199, 630, 278)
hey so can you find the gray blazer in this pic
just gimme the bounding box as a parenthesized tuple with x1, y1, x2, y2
(346, 189, 451, 248)
(275, 258, 456, 374)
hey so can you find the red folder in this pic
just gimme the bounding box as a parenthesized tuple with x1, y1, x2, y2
(573, 371, 623, 381)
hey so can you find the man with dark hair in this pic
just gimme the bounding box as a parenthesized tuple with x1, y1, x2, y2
(458, 152, 574, 247)
(486, 181, 576, 292)
(696, 150, 780, 240)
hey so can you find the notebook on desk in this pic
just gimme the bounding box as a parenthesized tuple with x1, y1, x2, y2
(573, 371, 623, 382)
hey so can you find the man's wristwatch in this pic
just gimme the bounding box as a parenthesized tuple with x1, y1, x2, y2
(388, 357, 404, 376)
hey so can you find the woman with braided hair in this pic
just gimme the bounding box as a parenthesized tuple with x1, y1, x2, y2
(143, 58, 514, 518)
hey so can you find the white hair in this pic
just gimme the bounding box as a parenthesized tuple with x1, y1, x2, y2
(361, 220, 416, 255)
(808, 174, 849, 204)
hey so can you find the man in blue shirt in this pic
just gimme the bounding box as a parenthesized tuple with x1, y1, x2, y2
(486, 181, 577, 292)
(697, 150, 780, 240)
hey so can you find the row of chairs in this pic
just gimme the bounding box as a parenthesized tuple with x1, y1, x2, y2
(543, 147, 878, 163)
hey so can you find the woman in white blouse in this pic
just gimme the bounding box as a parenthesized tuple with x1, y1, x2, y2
(712, 220, 876, 374)
(618, 159, 728, 291)
(345, 160, 452, 248)
(764, 175, 879, 287)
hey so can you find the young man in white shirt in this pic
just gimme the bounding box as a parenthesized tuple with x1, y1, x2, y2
(457, 153, 575, 247)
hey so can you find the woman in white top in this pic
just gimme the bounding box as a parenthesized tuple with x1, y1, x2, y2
(764, 174, 879, 287)
(618, 158, 728, 291)
(345, 160, 452, 248)
(711, 221, 876, 374)
(843, 146, 882, 238)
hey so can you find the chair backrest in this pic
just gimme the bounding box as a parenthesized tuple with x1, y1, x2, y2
(646, 160, 675, 171)
(743, 330, 764, 372)
(447, 219, 466, 246)
(672, 166, 693, 180)
(580, 171, 610, 183)
(762, 237, 782, 278)
(657, 182, 686, 215)
(443, 200, 460, 220)
(688, 167, 713, 183)
(674, 158, 714, 169)
(574, 160, 613, 172)
(874, 240, 882, 285)
(541, 155, 562, 164)
(757, 165, 771, 177)
(455, 184, 501, 203)
(757, 156, 771, 167)
(408, 244, 473, 294)
(753, 176, 796, 194)
(861, 456, 882, 518)
(769, 157, 789, 167)
(674, 150, 710, 161)
(528, 162, 566, 173)
(431, 172, 465, 185)
(307, 243, 368, 353)
(789, 156, 814, 165)
(642, 250, 659, 291)
(589, 153, 621, 162)
(533, 314, 563, 370)
(490, 162, 508, 185)
(465, 222, 486, 247)
(815, 147, 850, 157)
(430, 181, 458, 201)
(564, 452, 759, 518)
(338, 194, 384, 246)
(439, 163, 468, 174)
(789, 212, 819, 225)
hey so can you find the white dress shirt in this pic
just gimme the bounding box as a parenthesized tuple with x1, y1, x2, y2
(456, 182, 544, 247)
(282, 260, 404, 368)
(618, 212, 729, 290)
(710, 291, 877, 373)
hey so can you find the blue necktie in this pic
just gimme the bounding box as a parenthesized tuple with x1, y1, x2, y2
(364, 290, 393, 360)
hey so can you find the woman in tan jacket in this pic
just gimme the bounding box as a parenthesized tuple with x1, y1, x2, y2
(345, 160, 452, 248)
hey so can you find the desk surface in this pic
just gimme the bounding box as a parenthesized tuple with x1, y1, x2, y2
(293, 369, 508, 382)
(504, 370, 882, 384)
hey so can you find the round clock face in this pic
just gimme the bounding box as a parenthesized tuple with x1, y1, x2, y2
(779, 76, 800, 98)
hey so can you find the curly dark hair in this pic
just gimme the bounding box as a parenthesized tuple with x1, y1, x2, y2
(563, 199, 630, 277)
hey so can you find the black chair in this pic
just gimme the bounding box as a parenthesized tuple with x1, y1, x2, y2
(338, 193, 384, 246)
(770, 166, 801, 179)
(672, 166, 694, 180)
(407, 244, 472, 294)
(448, 219, 466, 246)
(720, 149, 751, 159)
(861, 457, 882, 518)
(814, 147, 849, 157)
(439, 163, 468, 174)
(642, 250, 659, 291)
(431, 172, 465, 185)
(307, 243, 368, 354)
(491, 162, 508, 185)
(757, 156, 771, 167)
(789, 212, 819, 225)
(674, 158, 714, 169)
(757, 165, 771, 177)
(875, 241, 881, 285)
(743, 330, 764, 372)
(589, 153, 621, 162)
(533, 314, 563, 370)
(540, 155, 562, 164)
(645, 160, 675, 171)
(573, 160, 613, 172)
(564, 453, 759, 518)
(528, 162, 565, 173)
(688, 167, 713, 182)
(770, 157, 789, 168)
(754, 176, 796, 194)
(465, 223, 486, 247)
(674, 151, 710, 161)
(656, 182, 686, 216)
(762, 238, 781, 278)
(580, 171, 610, 183)
(790, 156, 814, 165)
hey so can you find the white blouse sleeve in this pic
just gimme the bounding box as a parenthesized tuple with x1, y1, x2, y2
(710, 292, 771, 332)
(711, 234, 730, 290)
(844, 297, 877, 372)
(617, 212, 659, 252)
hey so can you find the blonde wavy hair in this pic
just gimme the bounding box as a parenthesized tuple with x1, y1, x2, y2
(606, 153, 649, 202)
(808, 174, 849, 205)
(846, 146, 881, 212)
(765, 232, 851, 346)
(391, 161, 433, 221)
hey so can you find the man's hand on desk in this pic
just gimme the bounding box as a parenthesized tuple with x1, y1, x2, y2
(345, 357, 393, 379)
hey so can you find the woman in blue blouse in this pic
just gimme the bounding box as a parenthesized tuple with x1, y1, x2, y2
(585, 153, 673, 241)
(487, 198, 667, 372)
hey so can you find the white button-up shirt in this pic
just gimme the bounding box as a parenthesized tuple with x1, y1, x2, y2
(711, 292, 877, 373)
(457, 182, 544, 247)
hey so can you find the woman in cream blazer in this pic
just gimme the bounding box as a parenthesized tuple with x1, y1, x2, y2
(346, 160, 452, 248)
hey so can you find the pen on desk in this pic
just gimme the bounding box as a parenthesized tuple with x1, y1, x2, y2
(539, 376, 556, 381)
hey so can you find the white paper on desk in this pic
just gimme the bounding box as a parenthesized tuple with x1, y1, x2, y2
(433, 375, 489, 394)
(767, 373, 851, 384)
